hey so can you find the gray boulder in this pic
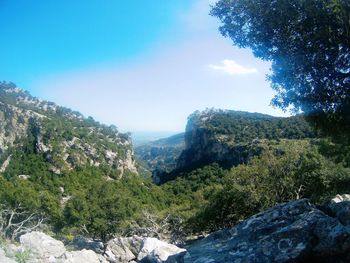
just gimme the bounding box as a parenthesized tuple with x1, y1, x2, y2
(106, 236, 141, 262)
(106, 236, 186, 263)
(69, 236, 104, 253)
(138, 238, 186, 263)
(62, 249, 108, 263)
(185, 199, 350, 263)
(328, 201, 350, 226)
(0, 247, 16, 263)
(331, 194, 350, 203)
(20, 231, 66, 261)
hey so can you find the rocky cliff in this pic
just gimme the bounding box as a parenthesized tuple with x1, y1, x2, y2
(153, 109, 315, 184)
(177, 109, 314, 170)
(0, 82, 137, 176)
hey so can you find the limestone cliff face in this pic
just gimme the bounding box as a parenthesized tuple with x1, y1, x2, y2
(176, 109, 314, 171)
(176, 120, 237, 170)
(0, 82, 137, 176)
(177, 110, 262, 171)
(153, 109, 314, 184)
(0, 101, 34, 154)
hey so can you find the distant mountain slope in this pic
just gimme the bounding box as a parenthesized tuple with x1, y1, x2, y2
(135, 133, 185, 174)
(131, 131, 180, 146)
(0, 81, 137, 176)
(148, 133, 185, 147)
(154, 109, 315, 184)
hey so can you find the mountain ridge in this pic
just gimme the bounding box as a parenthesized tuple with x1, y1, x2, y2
(152, 108, 315, 184)
(0, 81, 137, 176)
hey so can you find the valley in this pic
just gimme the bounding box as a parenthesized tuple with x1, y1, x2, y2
(0, 83, 349, 262)
(1, 0, 349, 261)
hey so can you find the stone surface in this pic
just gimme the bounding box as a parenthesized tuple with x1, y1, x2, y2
(0, 247, 16, 263)
(332, 194, 350, 203)
(185, 199, 350, 263)
(20, 231, 66, 261)
(62, 249, 107, 263)
(69, 236, 104, 253)
(328, 201, 350, 226)
(14, 231, 185, 263)
(106, 236, 186, 263)
(106, 236, 141, 262)
(138, 237, 186, 263)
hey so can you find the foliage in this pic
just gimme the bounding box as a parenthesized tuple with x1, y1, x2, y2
(187, 109, 315, 143)
(188, 140, 350, 233)
(61, 174, 170, 249)
(156, 109, 316, 183)
(0, 82, 132, 172)
(1, 83, 349, 245)
(211, 0, 350, 142)
(14, 248, 31, 263)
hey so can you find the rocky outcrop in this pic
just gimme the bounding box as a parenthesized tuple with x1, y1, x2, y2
(1, 231, 185, 263)
(69, 236, 104, 253)
(153, 109, 314, 184)
(6, 199, 350, 262)
(63, 249, 108, 263)
(0, 248, 16, 263)
(106, 236, 142, 262)
(106, 236, 186, 263)
(16, 231, 108, 263)
(0, 101, 39, 154)
(328, 200, 350, 226)
(332, 194, 350, 203)
(137, 238, 186, 263)
(176, 110, 252, 172)
(0, 82, 137, 176)
(20, 231, 66, 261)
(185, 199, 350, 263)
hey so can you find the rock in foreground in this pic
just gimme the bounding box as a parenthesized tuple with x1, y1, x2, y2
(106, 236, 186, 263)
(0, 248, 16, 263)
(20, 231, 66, 261)
(14, 231, 185, 263)
(185, 199, 350, 263)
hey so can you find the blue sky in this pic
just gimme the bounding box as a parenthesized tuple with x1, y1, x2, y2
(1, 0, 288, 132)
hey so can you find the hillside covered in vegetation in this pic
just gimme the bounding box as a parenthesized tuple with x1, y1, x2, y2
(133, 109, 350, 235)
(153, 109, 317, 184)
(0, 84, 349, 259)
(0, 82, 168, 244)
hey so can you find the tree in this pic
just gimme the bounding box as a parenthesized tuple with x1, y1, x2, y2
(211, 0, 350, 142)
(64, 180, 139, 252)
(0, 203, 45, 240)
(189, 140, 350, 233)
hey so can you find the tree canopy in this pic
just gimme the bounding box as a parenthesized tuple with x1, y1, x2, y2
(211, 0, 350, 142)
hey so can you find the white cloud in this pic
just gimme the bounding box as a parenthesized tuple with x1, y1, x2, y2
(209, 59, 258, 75)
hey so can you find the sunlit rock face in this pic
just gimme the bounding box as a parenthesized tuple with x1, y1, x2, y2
(154, 109, 314, 184)
(178, 109, 314, 171)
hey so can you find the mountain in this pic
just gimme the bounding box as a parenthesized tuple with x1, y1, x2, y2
(1, 83, 349, 257)
(131, 131, 180, 146)
(153, 109, 315, 184)
(0, 82, 167, 244)
(0, 82, 137, 176)
(134, 133, 185, 175)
